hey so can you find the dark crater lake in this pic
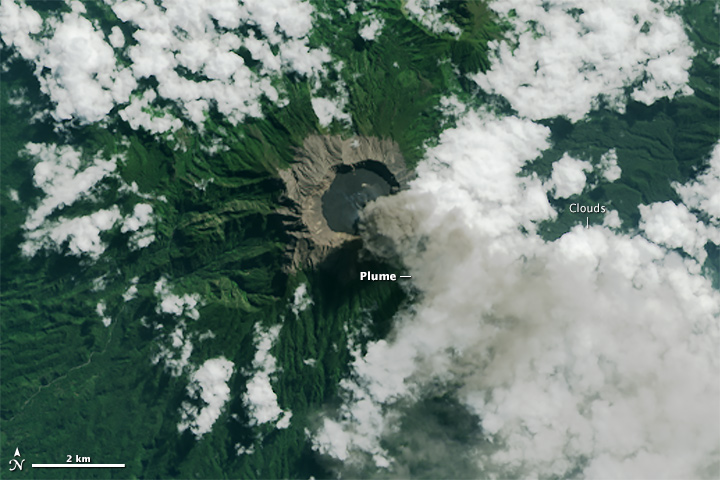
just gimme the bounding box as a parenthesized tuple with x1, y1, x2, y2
(321, 161, 399, 234)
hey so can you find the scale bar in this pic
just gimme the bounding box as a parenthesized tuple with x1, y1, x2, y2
(33, 464, 125, 468)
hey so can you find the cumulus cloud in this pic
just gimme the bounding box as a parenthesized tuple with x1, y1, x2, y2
(307, 5, 709, 471)
(111, 0, 266, 127)
(0, 0, 42, 59)
(598, 148, 622, 182)
(122, 277, 139, 302)
(291, 283, 313, 315)
(548, 153, 592, 198)
(473, 0, 694, 121)
(311, 97, 350, 127)
(121, 203, 156, 249)
(235, 444, 255, 456)
(109, 0, 331, 129)
(2, 0, 333, 130)
(22, 143, 117, 232)
(639, 201, 719, 263)
(311, 109, 720, 479)
(96, 301, 112, 327)
(359, 15, 384, 42)
(179, 357, 235, 438)
(108, 25, 125, 49)
(243, 324, 292, 429)
(676, 142, 720, 222)
(603, 209, 622, 229)
(638, 143, 720, 265)
(0, 1, 137, 123)
(150, 277, 203, 375)
(19, 142, 156, 257)
(405, 0, 461, 36)
(22, 206, 122, 258)
(152, 320, 194, 377)
(119, 90, 183, 134)
(240, 0, 313, 42)
(438, 94, 470, 121)
(150, 276, 208, 377)
(154, 277, 201, 320)
(121, 203, 153, 232)
(365, 113, 555, 245)
(92, 275, 107, 292)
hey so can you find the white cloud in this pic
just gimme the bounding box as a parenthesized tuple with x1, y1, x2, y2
(275, 411, 292, 429)
(307, 8, 708, 470)
(675, 142, 720, 222)
(149, 278, 202, 375)
(312, 419, 353, 462)
(197, 330, 216, 342)
(312, 109, 720, 479)
(121, 203, 152, 232)
(473, 0, 694, 121)
(598, 148, 622, 182)
(311, 97, 350, 127)
(123, 276, 139, 302)
(291, 283, 313, 315)
(312, 111, 556, 468)
(548, 153, 592, 198)
(22, 207, 122, 258)
(96, 301, 112, 327)
(363, 112, 555, 245)
(243, 324, 292, 429)
(22, 143, 117, 232)
(179, 357, 235, 437)
(2, 0, 333, 129)
(109, 0, 330, 128)
(123, 285, 138, 302)
(154, 277, 201, 320)
(438, 94, 470, 122)
(242, 32, 283, 73)
(152, 320, 194, 377)
(121, 203, 155, 249)
(150, 281, 206, 376)
(108, 25, 125, 49)
(92, 275, 107, 292)
(119, 90, 183, 134)
(19, 142, 157, 257)
(405, 0, 461, 36)
(0, 1, 137, 123)
(133, 233, 155, 249)
(240, 0, 313, 42)
(277, 38, 331, 78)
(603, 209, 622, 229)
(235, 444, 255, 456)
(639, 143, 720, 265)
(639, 201, 719, 263)
(359, 16, 384, 41)
(0, 0, 42, 59)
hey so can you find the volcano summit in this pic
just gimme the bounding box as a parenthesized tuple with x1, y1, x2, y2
(279, 135, 412, 270)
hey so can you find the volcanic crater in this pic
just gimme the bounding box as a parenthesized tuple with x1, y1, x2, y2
(279, 135, 412, 270)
